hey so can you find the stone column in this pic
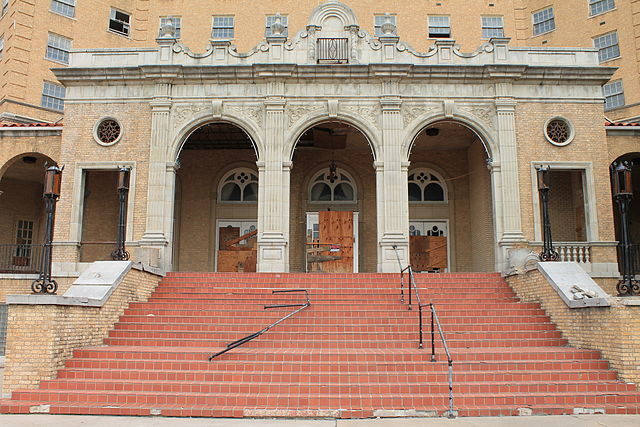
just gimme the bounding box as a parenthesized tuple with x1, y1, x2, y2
(162, 162, 179, 272)
(495, 96, 526, 271)
(257, 98, 289, 272)
(139, 82, 172, 270)
(378, 96, 409, 272)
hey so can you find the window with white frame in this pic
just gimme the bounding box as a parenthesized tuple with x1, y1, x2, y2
(219, 168, 258, 202)
(482, 16, 504, 38)
(309, 167, 356, 202)
(46, 33, 71, 64)
(374, 14, 396, 36)
(0, 36, 4, 58)
(532, 7, 555, 36)
(41, 81, 65, 111)
(2, 0, 7, 17)
(603, 80, 624, 110)
(211, 16, 234, 39)
(159, 16, 181, 38)
(14, 219, 34, 260)
(428, 15, 450, 38)
(408, 169, 447, 202)
(109, 8, 130, 36)
(50, 0, 75, 18)
(593, 31, 619, 62)
(265, 14, 288, 37)
(589, 0, 615, 16)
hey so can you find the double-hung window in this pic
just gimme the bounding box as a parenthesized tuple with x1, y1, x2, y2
(46, 33, 72, 64)
(50, 0, 75, 18)
(42, 81, 66, 111)
(159, 16, 181, 38)
(533, 7, 555, 36)
(482, 16, 504, 38)
(109, 8, 130, 37)
(265, 15, 288, 37)
(428, 16, 450, 38)
(212, 16, 234, 40)
(603, 80, 624, 110)
(593, 31, 619, 62)
(589, 0, 615, 16)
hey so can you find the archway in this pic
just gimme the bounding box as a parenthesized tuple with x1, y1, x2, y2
(408, 121, 495, 272)
(289, 121, 376, 273)
(172, 122, 258, 272)
(0, 153, 56, 273)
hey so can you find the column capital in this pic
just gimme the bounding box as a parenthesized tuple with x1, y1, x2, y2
(495, 98, 517, 112)
(373, 160, 384, 171)
(380, 97, 402, 112)
(150, 100, 172, 112)
(264, 97, 286, 111)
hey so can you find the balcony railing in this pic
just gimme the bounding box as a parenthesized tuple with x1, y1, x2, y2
(555, 243, 591, 264)
(317, 38, 349, 63)
(0, 244, 43, 274)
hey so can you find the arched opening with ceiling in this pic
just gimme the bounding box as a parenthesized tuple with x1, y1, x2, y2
(172, 122, 258, 272)
(408, 120, 495, 272)
(289, 121, 376, 273)
(0, 153, 56, 273)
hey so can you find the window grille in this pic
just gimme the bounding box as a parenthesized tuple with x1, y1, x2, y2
(159, 16, 181, 38)
(50, 0, 75, 18)
(317, 38, 349, 63)
(109, 8, 130, 36)
(46, 33, 71, 64)
(589, 0, 615, 16)
(428, 16, 451, 38)
(533, 8, 555, 35)
(594, 31, 619, 62)
(212, 16, 234, 39)
(603, 80, 624, 110)
(42, 81, 65, 111)
(482, 16, 504, 38)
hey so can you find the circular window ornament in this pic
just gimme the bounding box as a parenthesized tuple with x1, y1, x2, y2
(544, 117, 574, 147)
(93, 118, 122, 146)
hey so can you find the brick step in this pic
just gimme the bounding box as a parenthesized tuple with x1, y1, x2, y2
(102, 336, 570, 348)
(112, 322, 559, 333)
(116, 314, 553, 325)
(37, 378, 638, 394)
(57, 367, 620, 383)
(9, 389, 640, 407)
(151, 288, 516, 295)
(146, 296, 519, 304)
(122, 307, 548, 317)
(72, 346, 602, 362)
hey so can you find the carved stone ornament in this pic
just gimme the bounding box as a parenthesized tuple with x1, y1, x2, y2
(342, 103, 381, 128)
(172, 104, 210, 130)
(225, 104, 264, 129)
(270, 14, 286, 37)
(380, 14, 397, 36)
(457, 104, 496, 130)
(401, 103, 439, 128)
(286, 104, 325, 127)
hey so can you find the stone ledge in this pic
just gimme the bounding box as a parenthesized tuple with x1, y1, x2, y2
(537, 262, 610, 308)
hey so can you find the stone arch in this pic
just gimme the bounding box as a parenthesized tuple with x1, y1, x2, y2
(0, 152, 58, 181)
(308, 1, 359, 29)
(285, 112, 380, 162)
(403, 112, 497, 163)
(170, 113, 264, 163)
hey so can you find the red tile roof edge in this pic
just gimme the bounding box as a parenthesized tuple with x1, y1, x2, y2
(605, 121, 640, 127)
(0, 122, 62, 127)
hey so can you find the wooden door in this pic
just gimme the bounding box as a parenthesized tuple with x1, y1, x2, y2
(307, 211, 354, 273)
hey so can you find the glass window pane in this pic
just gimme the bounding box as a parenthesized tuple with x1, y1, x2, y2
(311, 183, 332, 201)
(408, 183, 422, 201)
(334, 183, 354, 201)
(243, 183, 258, 201)
(424, 183, 445, 201)
(221, 183, 241, 201)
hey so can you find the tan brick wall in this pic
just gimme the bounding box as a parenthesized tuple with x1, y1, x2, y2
(0, 134, 60, 178)
(2, 268, 161, 394)
(548, 171, 587, 242)
(79, 170, 120, 262)
(0, 277, 75, 304)
(507, 269, 640, 386)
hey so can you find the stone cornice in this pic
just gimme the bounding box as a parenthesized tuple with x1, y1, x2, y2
(54, 63, 615, 87)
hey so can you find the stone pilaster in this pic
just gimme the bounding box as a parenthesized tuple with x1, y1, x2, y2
(139, 82, 172, 269)
(378, 96, 409, 272)
(257, 98, 289, 272)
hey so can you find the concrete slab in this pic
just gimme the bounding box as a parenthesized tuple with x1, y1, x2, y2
(0, 415, 639, 427)
(538, 262, 610, 308)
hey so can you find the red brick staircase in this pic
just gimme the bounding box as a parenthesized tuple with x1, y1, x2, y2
(2, 272, 640, 417)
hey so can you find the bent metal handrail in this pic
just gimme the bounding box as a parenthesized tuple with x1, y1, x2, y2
(208, 289, 310, 361)
(392, 245, 455, 418)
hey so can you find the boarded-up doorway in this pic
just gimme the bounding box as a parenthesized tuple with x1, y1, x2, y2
(216, 221, 257, 272)
(306, 211, 357, 273)
(409, 221, 449, 272)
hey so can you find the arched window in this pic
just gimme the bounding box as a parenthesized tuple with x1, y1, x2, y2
(309, 167, 356, 202)
(219, 168, 258, 202)
(408, 168, 447, 202)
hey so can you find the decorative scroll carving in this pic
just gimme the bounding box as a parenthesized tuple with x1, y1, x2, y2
(401, 103, 439, 127)
(225, 104, 265, 128)
(457, 104, 496, 129)
(285, 104, 324, 127)
(342, 103, 381, 128)
(172, 104, 210, 129)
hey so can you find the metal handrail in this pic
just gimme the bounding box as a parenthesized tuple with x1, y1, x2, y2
(208, 289, 310, 361)
(392, 245, 455, 418)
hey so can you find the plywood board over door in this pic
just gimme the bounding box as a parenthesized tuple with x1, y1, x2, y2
(318, 210, 354, 273)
